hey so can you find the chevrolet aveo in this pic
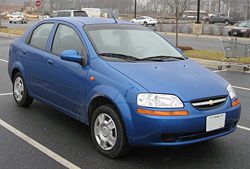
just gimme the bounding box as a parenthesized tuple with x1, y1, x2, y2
(8, 17, 241, 158)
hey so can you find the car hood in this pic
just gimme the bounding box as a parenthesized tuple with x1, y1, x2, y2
(233, 27, 249, 30)
(107, 59, 229, 102)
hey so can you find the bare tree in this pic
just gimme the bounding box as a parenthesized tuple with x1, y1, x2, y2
(166, 0, 194, 47)
(0, 0, 7, 27)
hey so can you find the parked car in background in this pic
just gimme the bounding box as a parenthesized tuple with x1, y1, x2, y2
(228, 21, 250, 37)
(206, 14, 235, 25)
(8, 17, 241, 158)
(52, 10, 88, 17)
(182, 10, 208, 20)
(9, 12, 27, 24)
(130, 16, 157, 26)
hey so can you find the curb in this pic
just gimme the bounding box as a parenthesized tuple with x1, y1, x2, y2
(190, 58, 249, 73)
(0, 32, 21, 39)
(159, 32, 250, 41)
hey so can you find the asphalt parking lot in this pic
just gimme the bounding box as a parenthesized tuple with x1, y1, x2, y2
(0, 36, 250, 169)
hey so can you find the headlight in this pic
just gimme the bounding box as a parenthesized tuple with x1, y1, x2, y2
(240, 29, 247, 32)
(137, 93, 184, 108)
(227, 84, 236, 99)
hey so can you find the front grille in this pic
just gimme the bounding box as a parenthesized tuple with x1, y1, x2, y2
(161, 123, 237, 143)
(232, 29, 240, 33)
(191, 96, 227, 110)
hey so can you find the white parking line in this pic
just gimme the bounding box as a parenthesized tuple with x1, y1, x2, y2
(0, 93, 13, 96)
(0, 58, 8, 63)
(237, 125, 250, 131)
(0, 118, 81, 169)
(233, 86, 250, 91)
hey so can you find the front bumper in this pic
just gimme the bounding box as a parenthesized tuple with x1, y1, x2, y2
(125, 98, 241, 146)
(9, 18, 23, 22)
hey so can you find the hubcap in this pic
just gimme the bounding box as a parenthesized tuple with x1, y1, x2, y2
(14, 77, 24, 101)
(94, 113, 117, 151)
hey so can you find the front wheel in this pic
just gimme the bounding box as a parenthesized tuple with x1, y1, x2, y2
(13, 72, 33, 107)
(90, 105, 129, 158)
(144, 22, 148, 27)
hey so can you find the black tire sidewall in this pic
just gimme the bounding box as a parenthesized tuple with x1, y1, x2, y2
(13, 72, 30, 106)
(90, 105, 128, 158)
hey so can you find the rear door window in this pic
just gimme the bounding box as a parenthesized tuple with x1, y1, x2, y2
(29, 23, 54, 50)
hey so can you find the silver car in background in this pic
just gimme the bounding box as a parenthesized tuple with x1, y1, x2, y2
(51, 10, 88, 17)
(9, 12, 27, 24)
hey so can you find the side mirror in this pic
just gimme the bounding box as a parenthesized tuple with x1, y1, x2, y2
(60, 50, 82, 64)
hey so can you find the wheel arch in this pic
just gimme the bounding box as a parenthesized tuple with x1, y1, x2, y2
(10, 61, 25, 82)
(11, 68, 20, 82)
(88, 96, 121, 123)
(85, 85, 135, 144)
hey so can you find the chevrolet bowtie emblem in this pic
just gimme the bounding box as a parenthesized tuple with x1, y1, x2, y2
(209, 100, 214, 106)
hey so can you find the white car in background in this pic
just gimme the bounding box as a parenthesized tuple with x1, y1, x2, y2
(51, 10, 88, 17)
(9, 12, 27, 24)
(131, 16, 157, 26)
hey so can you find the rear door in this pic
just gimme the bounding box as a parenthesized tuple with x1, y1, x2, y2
(22, 22, 55, 99)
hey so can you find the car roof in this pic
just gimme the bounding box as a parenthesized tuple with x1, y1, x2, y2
(55, 10, 84, 12)
(46, 17, 132, 25)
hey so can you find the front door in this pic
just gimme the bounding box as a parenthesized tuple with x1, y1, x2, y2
(44, 23, 89, 116)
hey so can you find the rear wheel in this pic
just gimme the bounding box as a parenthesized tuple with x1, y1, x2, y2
(13, 72, 33, 107)
(225, 20, 229, 25)
(90, 105, 129, 158)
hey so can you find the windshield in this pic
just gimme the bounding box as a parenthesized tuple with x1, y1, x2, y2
(84, 25, 184, 62)
(73, 11, 88, 17)
(238, 22, 250, 27)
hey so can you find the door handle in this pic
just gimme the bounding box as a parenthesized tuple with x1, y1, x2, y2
(21, 49, 26, 55)
(47, 60, 53, 65)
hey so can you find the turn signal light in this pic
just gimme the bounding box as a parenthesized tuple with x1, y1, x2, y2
(232, 98, 240, 107)
(136, 108, 189, 116)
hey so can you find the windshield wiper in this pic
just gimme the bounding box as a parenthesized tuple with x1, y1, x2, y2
(98, 53, 140, 62)
(140, 56, 185, 61)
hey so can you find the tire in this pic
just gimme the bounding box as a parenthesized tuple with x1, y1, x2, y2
(144, 22, 148, 27)
(225, 20, 229, 25)
(13, 72, 33, 107)
(243, 66, 249, 72)
(9, 21, 12, 24)
(90, 105, 129, 158)
(218, 65, 223, 70)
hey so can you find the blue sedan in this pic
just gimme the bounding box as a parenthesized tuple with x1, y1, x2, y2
(8, 17, 241, 158)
